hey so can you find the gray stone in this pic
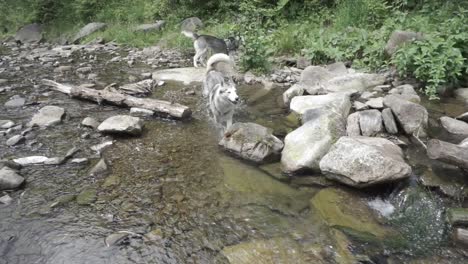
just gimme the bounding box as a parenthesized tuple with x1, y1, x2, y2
(152, 67, 205, 85)
(296, 56, 310, 69)
(392, 93, 421, 104)
(0, 194, 13, 205)
(440, 116, 468, 137)
(459, 138, 468, 148)
(382, 108, 398, 134)
(6, 135, 25, 146)
(15, 23, 43, 43)
(181, 17, 203, 32)
(89, 158, 108, 176)
(71, 158, 89, 164)
(0, 167, 24, 190)
(455, 88, 468, 103)
(305, 73, 385, 95)
(54, 65, 72, 73)
(81, 117, 99, 129)
(72, 22, 107, 44)
(4, 96, 25, 108)
(134, 21, 165, 33)
(219, 123, 284, 163)
(281, 108, 346, 174)
(0, 120, 15, 129)
(455, 112, 468, 123)
(383, 95, 428, 135)
(28, 106, 65, 127)
(353, 101, 368, 111)
(326, 62, 348, 75)
(13, 156, 49, 165)
(76, 187, 97, 205)
(366, 97, 384, 109)
(359, 110, 383, 137)
(105, 233, 129, 247)
(427, 139, 468, 171)
(385, 30, 424, 56)
(290, 93, 351, 120)
(360, 91, 376, 100)
(76, 66, 92, 74)
(97, 115, 143, 136)
(346, 112, 361, 136)
(320, 136, 412, 187)
(44, 157, 66, 165)
(130, 107, 154, 117)
(283, 84, 304, 106)
(398, 84, 418, 95)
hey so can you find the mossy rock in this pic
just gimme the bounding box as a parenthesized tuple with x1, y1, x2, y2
(76, 187, 98, 205)
(310, 188, 391, 239)
(103, 174, 121, 188)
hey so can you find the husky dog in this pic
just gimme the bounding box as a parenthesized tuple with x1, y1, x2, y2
(204, 53, 239, 130)
(182, 31, 228, 68)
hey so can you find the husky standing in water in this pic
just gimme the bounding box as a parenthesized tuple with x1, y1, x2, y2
(182, 30, 228, 68)
(203, 53, 239, 130)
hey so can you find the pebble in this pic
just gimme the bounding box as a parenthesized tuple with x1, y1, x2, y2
(0, 194, 13, 205)
(6, 135, 25, 146)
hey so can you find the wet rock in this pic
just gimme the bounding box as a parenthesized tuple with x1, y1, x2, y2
(447, 208, 468, 226)
(4, 96, 26, 108)
(453, 228, 468, 247)
(76, 187, 97, 205)
(346, 112, 361, 136)
(44, 157, 65, 165)
(50, 194, 76, 208)
(381, 108, 398, 134)
(97, 115, 143, 136)
(76, 66, 92, 74)
(0, 167, 24, 190)
(359, 110, 383, 137)
(15, 23, 43, 43)
(134, 21, 165, 33)
(0, 194, 13, 205)
(383, 95, 428, 135)
(70, 158, 89, 164)
(427, 139, 468, 171)
(13, 156, 49, 165)
(105, 232, 129, 247)
(103, 175, 120, 188)
(320, 136, 412, 187)
(455, 88, 468, 103)
(282, 107, 346, 174)
(456, 112, 468, 123)
(28, 106, 65, 127)
(89, 158, 108, 176)
(290, 93, 351, 119)
(353, 101, 368, 111)
(283, 84, 304, 106)
(81, 117, 99, 129)
(219, 123, 284, 163)
(440, 116, 468, 137)
(311, 188, 392, 238)
(72, 22, 107, 44)
(91, 141, 114, 153)
(385, 30, 424, 56)
(152, 67, 204, 84)
(6, 135, 25, 146)
(366, 97, 384, 109)
(181, 17, 203, 32)
(130, 107, 155, 117)
(0, 120, 15, 129)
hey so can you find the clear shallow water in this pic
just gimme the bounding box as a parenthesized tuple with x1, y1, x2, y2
(1, 44, 468, 263)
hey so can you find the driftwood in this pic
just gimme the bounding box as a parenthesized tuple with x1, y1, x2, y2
(42, 79, 191, 119)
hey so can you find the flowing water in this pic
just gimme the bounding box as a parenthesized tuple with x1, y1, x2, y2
(1, 44, 468, 263)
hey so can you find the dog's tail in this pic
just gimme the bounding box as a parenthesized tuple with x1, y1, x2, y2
(181, 30, 199, 40)
(206, 53, 233, 73)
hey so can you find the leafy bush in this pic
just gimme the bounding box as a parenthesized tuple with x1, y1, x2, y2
(334, 0, 390, 29)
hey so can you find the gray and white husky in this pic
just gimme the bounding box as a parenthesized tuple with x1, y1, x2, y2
(182, 30, 228, 68)
(203, 53, 239, 130)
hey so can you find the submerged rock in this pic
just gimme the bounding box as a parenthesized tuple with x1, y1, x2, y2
(440, 116, 468, 137)
(383, 95, 428, 135)
(0, 167, 24, 190)
(152, 67, 205, 84)
(320, 136, 412, 187)
(28, 106, 65, 127)
(282, 107, 346, 174)
(76, 187, 97, 205)
(97, 115, 143, 136)
(219, 123, 284, 163)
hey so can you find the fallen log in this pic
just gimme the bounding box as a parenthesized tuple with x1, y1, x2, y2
(42, 79, 191, 119)
(427, 139, 468, 171)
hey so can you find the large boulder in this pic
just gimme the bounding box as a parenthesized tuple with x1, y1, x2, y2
(320, 136, 412, 187)
(358, 109, 383, 137)
(440, 116, 468, 137)
(15, 23, 43, 43)
(281, 108, 346, 174)
(219, 123, 284, 163)
(427, 139, 468, 171)
(290, 93, 351, 120)
(97, 115, 143, 136)
(383, 95, 428, 135)
(346, 112, 361, 136)
(0, 167, 24, 190)
(28, 106, 65, 127)
(181, 17, 203, 32)
(385, 30, 424, 56)
(305, 73, 386, 95)
(134, 21, 165, 33)
(72, 22, 107, 44)
(381, 108, 398, 134)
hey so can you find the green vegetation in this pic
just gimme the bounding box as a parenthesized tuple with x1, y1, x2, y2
(0, 0, 467, 97)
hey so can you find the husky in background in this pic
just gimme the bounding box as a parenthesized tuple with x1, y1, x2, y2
(203, 53, 239, 130)
(182, 30, 228, 68)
